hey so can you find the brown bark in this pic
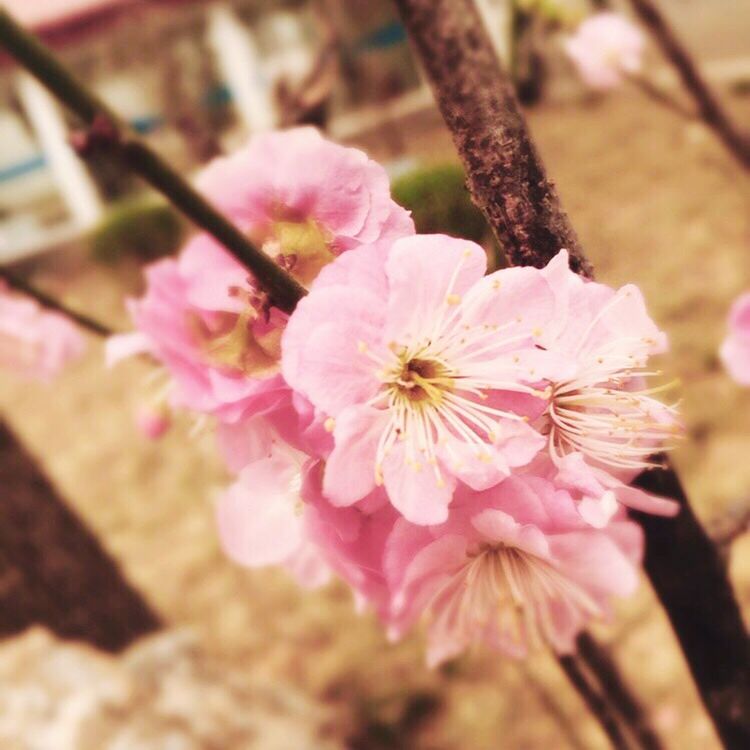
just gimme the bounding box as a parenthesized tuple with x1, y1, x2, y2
(627, 0, 750, 170)
(0, 419, 160, 651)
(393, 1, 750, 747)
(393, 0, 592, 278)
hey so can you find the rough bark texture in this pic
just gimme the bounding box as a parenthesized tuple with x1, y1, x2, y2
(394, 1, 750, 747)
(393, 0, 593, 278)
(0, 420, 161, 651)
(627, 0, 750, 169)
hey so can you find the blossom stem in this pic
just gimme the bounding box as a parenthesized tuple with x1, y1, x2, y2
(626, 0, 750, 170)
(576, 632, 664, 750)
(394, 0, 750, 746)
(0, 9, 306, 313)
(628, 74, 696, 121)
(558, 654, 630, 750)
(0, 268, 114, 338)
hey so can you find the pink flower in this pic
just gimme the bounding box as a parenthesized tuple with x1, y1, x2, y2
(0, 283, 85, 381)
(113, 128, 414, 423)
(216, 427, 392, 596)
(283, 235, 567, 525)
(538, 251, 680, 479)
(384, 476, 643, 666)
(720, 292, 750, 386)
(302, 462, 398, 618)
(216, 442, 332, 590)
(541, 452, 679, 524)
(564, 12, 645, 91)
(197, 127, 414, 268)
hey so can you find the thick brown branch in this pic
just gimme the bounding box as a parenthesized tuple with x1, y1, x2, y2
(394, 1, 750, 747)
(627, 0, 750, 170)
(633, 467, 750, 748)
(393, 0, 592, 278)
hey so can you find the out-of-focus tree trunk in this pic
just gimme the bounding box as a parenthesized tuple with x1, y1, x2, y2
(0, 418, 160, 651)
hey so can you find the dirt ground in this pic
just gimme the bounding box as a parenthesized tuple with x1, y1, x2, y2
(1, 87, 749, 749)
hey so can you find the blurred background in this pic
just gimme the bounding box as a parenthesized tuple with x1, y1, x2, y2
(0, 0, 748, 747)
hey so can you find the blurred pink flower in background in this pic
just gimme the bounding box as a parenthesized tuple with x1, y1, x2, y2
(564, 12, 645, 90)
(0, 282, 86, 381)
(720, 292, 750, 386)
(109, 128, 414, 424)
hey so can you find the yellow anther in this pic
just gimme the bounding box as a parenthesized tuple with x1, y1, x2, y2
(324, 417, 336, 433)
(446, 293, 461, 306)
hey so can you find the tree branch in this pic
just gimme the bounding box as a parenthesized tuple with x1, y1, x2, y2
(576, 632, 664, 750)
(628, 74, 696, 122)
(558, 654, 630, 750)
(394, 0, 592, 278)
(393, 0, 750, 747)
(0, 267, 114, 338)
(626, 0, 750, 170)
(0, 9, 306, 313)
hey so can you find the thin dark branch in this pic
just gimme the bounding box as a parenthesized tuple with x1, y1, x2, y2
(394, 1, 750, 747)
(524, 666, 589, 750)
(0, 9, 306, 313)
(576, 632, 664, 750)
(0, 268, 114, 338)
(558, 654, 630, 750)
(627, 0, 750, 169)
(629, 74, 696, 121)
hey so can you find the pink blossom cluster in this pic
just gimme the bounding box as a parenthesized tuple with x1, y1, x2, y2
(114, 129, 680, 665)
(564, 12, 645, 91)
(0, 281, 86, 381)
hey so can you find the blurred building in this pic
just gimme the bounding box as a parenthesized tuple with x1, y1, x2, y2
(0, 0, 428, 261)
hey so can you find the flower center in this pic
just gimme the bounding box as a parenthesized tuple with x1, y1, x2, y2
(190, 305, 281, 378)
(260, 218, 334, 287)
(425, 544, 601, 657)
(547, 365, 680, 471)
(391, 356, 453, 404)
